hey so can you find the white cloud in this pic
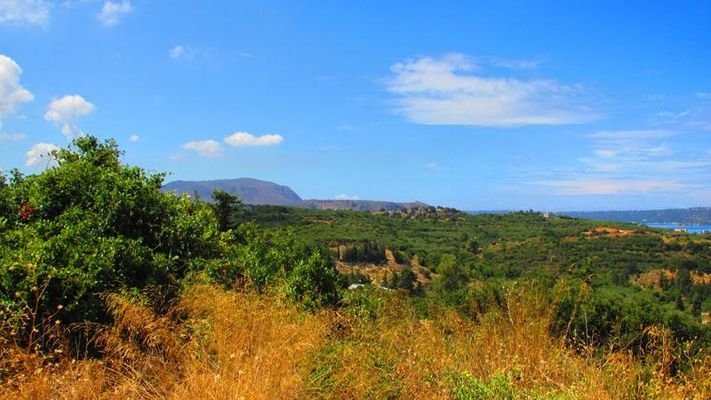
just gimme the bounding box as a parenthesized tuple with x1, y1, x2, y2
(584, 130, 676, 169)
(224, 131, 284, 147)
(0, 0, 50, 25)
(588, 130, 676, 141)
(26, 142, 59, 167)
(425, 161, 457, 172)
(169, 45, 193, 60)
(593, 149, 616, 159)
(387, 53, 596, 127)
(536, 179, 685, 196)
(657, 110, 690, 120)
(97, 0, 132, 27)
(181, 139, 222, 157)
(335, 194, 359, 200)
(530, 129, 711, 197)
(484, 56, 541, 70)
(44, 94, 95, 139)
(0, 132, 26, 141)
(0, 55, 34, 128)
(425, 161, 445, 172)
(129, 134, 139, 142)
(689, 120, 711, 131)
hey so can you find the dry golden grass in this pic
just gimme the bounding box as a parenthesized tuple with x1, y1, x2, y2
(582, 227, 640, 238)
(168, 285, 328, 400)
(303, 285, 711, 399)
(1, 284, 710, 399)
(0, 285, 329, 400)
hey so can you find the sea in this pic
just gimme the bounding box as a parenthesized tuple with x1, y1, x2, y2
(644, 223, 711, 234)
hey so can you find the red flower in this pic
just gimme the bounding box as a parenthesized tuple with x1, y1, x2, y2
(19, 203, 35, 221)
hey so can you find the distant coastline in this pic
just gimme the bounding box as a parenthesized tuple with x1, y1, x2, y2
(644, 223, 711, 234)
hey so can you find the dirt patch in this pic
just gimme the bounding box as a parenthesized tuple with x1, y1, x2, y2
(302, 216, 332, 224)
(582, 227, 639, 238)
(632, 269, 674, 290)
(336, 249, 433, 286)
(631, 268, 711, 289)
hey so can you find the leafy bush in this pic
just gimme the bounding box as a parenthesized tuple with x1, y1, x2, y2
(551, 280, 710, 359)
(285, 250, 340, 308)
(206, 223, 340, 308)
(0, 137, 220, 349)
(447, 371, 517, 400)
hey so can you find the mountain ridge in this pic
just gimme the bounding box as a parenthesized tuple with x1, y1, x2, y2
(162, 178, 302, 206)
(162, 178, 428, 211)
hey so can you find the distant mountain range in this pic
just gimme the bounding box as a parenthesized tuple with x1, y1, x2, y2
(162, 178, 301, 206)
(163, 179, 710, 221)
(162, 178, 427, 211)
(560, 207, 711, 225)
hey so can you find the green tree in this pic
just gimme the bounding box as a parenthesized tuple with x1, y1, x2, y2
(676, 268, 693, 296)
(433, 254, 469, 292)
(211, 189, 243, 231)
(396, 266, 417, 292)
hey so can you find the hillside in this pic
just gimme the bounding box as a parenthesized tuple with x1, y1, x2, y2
(251, 206, 711, 325)
(562, 207, 711, 225)
(162, 178, 302, 205)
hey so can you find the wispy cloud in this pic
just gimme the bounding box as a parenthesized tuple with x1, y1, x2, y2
(587, 129, 675, 141)
(0, 132, 26, 141)
(0, 0, 50, 25)
(535, 179, 686, 195)
(224, 131, 283, 147)
(181, 139, 222, 157)
(425, 161, 440, 171)
(649, 94, 711, 132)
(386, 53, 597, 127)
(44, 94, 95, 139)
(335, 194, 359, 200)
(424, 160, 457, 172)
(97, 0, 132, 27)
(168, 44, 222, 63)
(129, 134, 139, 142)
(169, 45, 194, 60)
(0, 55, 34, 129)
(531, 129, 711, 196)
(482, 56, 542, 70)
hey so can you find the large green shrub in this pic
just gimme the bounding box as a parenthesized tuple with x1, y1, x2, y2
(0, 136, 220, 349)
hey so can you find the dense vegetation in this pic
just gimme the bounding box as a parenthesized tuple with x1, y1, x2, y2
(235, 202, 711, 376)
(248, 204, 711, 348)
(0, 137, 340, 355)
(1, 136, 711, 398)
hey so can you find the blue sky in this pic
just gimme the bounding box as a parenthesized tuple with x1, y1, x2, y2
(1, 1, 711, 211)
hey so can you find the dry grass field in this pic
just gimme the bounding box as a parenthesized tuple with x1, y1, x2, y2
(2, 284, 710, 399)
